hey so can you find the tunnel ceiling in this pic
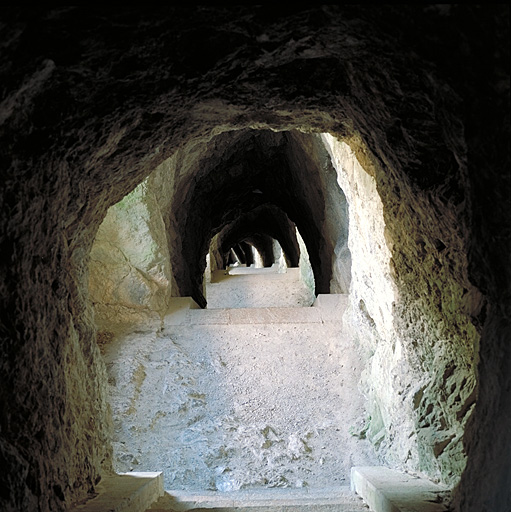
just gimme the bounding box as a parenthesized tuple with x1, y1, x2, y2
(150, 128, 350, 307)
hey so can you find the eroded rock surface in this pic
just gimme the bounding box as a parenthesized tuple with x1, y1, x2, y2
(89, 179, 171, 331)
(0, 6, 508, 512)
(323, 136, 478, 485)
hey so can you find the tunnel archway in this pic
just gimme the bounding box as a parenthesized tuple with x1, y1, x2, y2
(88, 125, 478, 495)
(89, 130, 376, 488)
(208, 204, 301, 273)
(226, 235, 273, 268)
(1, 7, 507, 512)
(147, 129, 351, 308)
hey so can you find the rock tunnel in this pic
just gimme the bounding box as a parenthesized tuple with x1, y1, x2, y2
(208, 202, 302, 271)
(0, 5, 509, 512)
(146, 128, 351, 309)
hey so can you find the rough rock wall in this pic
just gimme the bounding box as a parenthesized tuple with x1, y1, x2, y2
(0, 155, 116, 511)
(88, 179, 171, 331)
(283, 132, 351, 294)
(0, 6, 508, 512)
(323, 135, 479, 486)
(297, 229, 315, 298)
(444, 8, 511, 511)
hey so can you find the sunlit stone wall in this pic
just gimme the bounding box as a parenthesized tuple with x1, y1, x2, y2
(322, 134, 479, 486)
(89, 179, 171, 331)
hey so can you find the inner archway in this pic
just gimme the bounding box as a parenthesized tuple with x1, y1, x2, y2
(88, 125, 478, 497)
(149, 129, 351, 309)
(88, 130, 379, 491)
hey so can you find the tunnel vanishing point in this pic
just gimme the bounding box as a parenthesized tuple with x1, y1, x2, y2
(0, 6, 509, 512)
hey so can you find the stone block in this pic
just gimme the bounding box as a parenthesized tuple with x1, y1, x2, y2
(228, 307, 322, 324)
(188, 309, 230, 325)
(69, 472, 163, 512)
(164, 297, 200, 326)
(313, 294, 349, 323)
(351, 466, 449, 512)
(149, 486, 368, 511)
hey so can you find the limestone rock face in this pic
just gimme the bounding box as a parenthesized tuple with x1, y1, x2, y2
(0, 6, 508, 512)
(88, 179, 171, 331)
(323, 136, 478, 485)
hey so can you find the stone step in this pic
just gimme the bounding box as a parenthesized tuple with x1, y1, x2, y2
(351, 466, 450, 512)
(164, 295, 348, 326)
(147, 486, 369, 511)
(69, 472, 164, 512)
(211, 264, 292, 280)
(188, 306, 323, 325)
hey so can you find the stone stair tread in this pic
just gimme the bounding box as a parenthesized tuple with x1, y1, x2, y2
(164, 295, 349, 326)
(211, 266, 297, 279)
(148, 486, 369, 511)
(351, 466, 450, 512)
(150, 506, 365, 512)
(188, 307, 323, 325)
(70, 472, 163, 512)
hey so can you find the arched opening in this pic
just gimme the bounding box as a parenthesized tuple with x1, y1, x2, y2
(87, 126, 478, 496)
(146, 129, 351, 309)
(89, 131, 364, 490)
(88, 130, 365, 490)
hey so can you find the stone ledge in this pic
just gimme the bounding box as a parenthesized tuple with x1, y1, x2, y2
(69, 472, 164, 512)
(164, 298, 201, 326)
(351, 466, 449, 512)
(148, 486, 368, 511)
(164, 294, 349, 326)
(187, 306, 324, 325)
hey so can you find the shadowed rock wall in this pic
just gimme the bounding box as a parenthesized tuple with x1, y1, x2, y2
(284, 132, 351, 294)
(0, 6, 508, 512)
(324, 135, 478, 486)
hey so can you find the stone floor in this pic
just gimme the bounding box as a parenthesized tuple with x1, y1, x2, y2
(205, 266, 315, 309)
(103, 267, 377, 494)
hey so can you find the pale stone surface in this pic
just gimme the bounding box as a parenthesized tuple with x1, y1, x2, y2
(89, 179, 172, 331)
(351, 466, 449, 512)
(322, 135, 396, 341)
(148, 487, 369, 511)
(69, 472, 163, 512)
(104, 280, 376, 492)
(297, 229, 316, 298)
(206, 268, 314, 309)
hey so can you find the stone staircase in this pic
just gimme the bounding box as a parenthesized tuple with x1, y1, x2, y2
(68, 467, 450, 511)
(205, 266, 314, 309)
(145, 289, 366, 492)
(88, 268, 450, 512)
